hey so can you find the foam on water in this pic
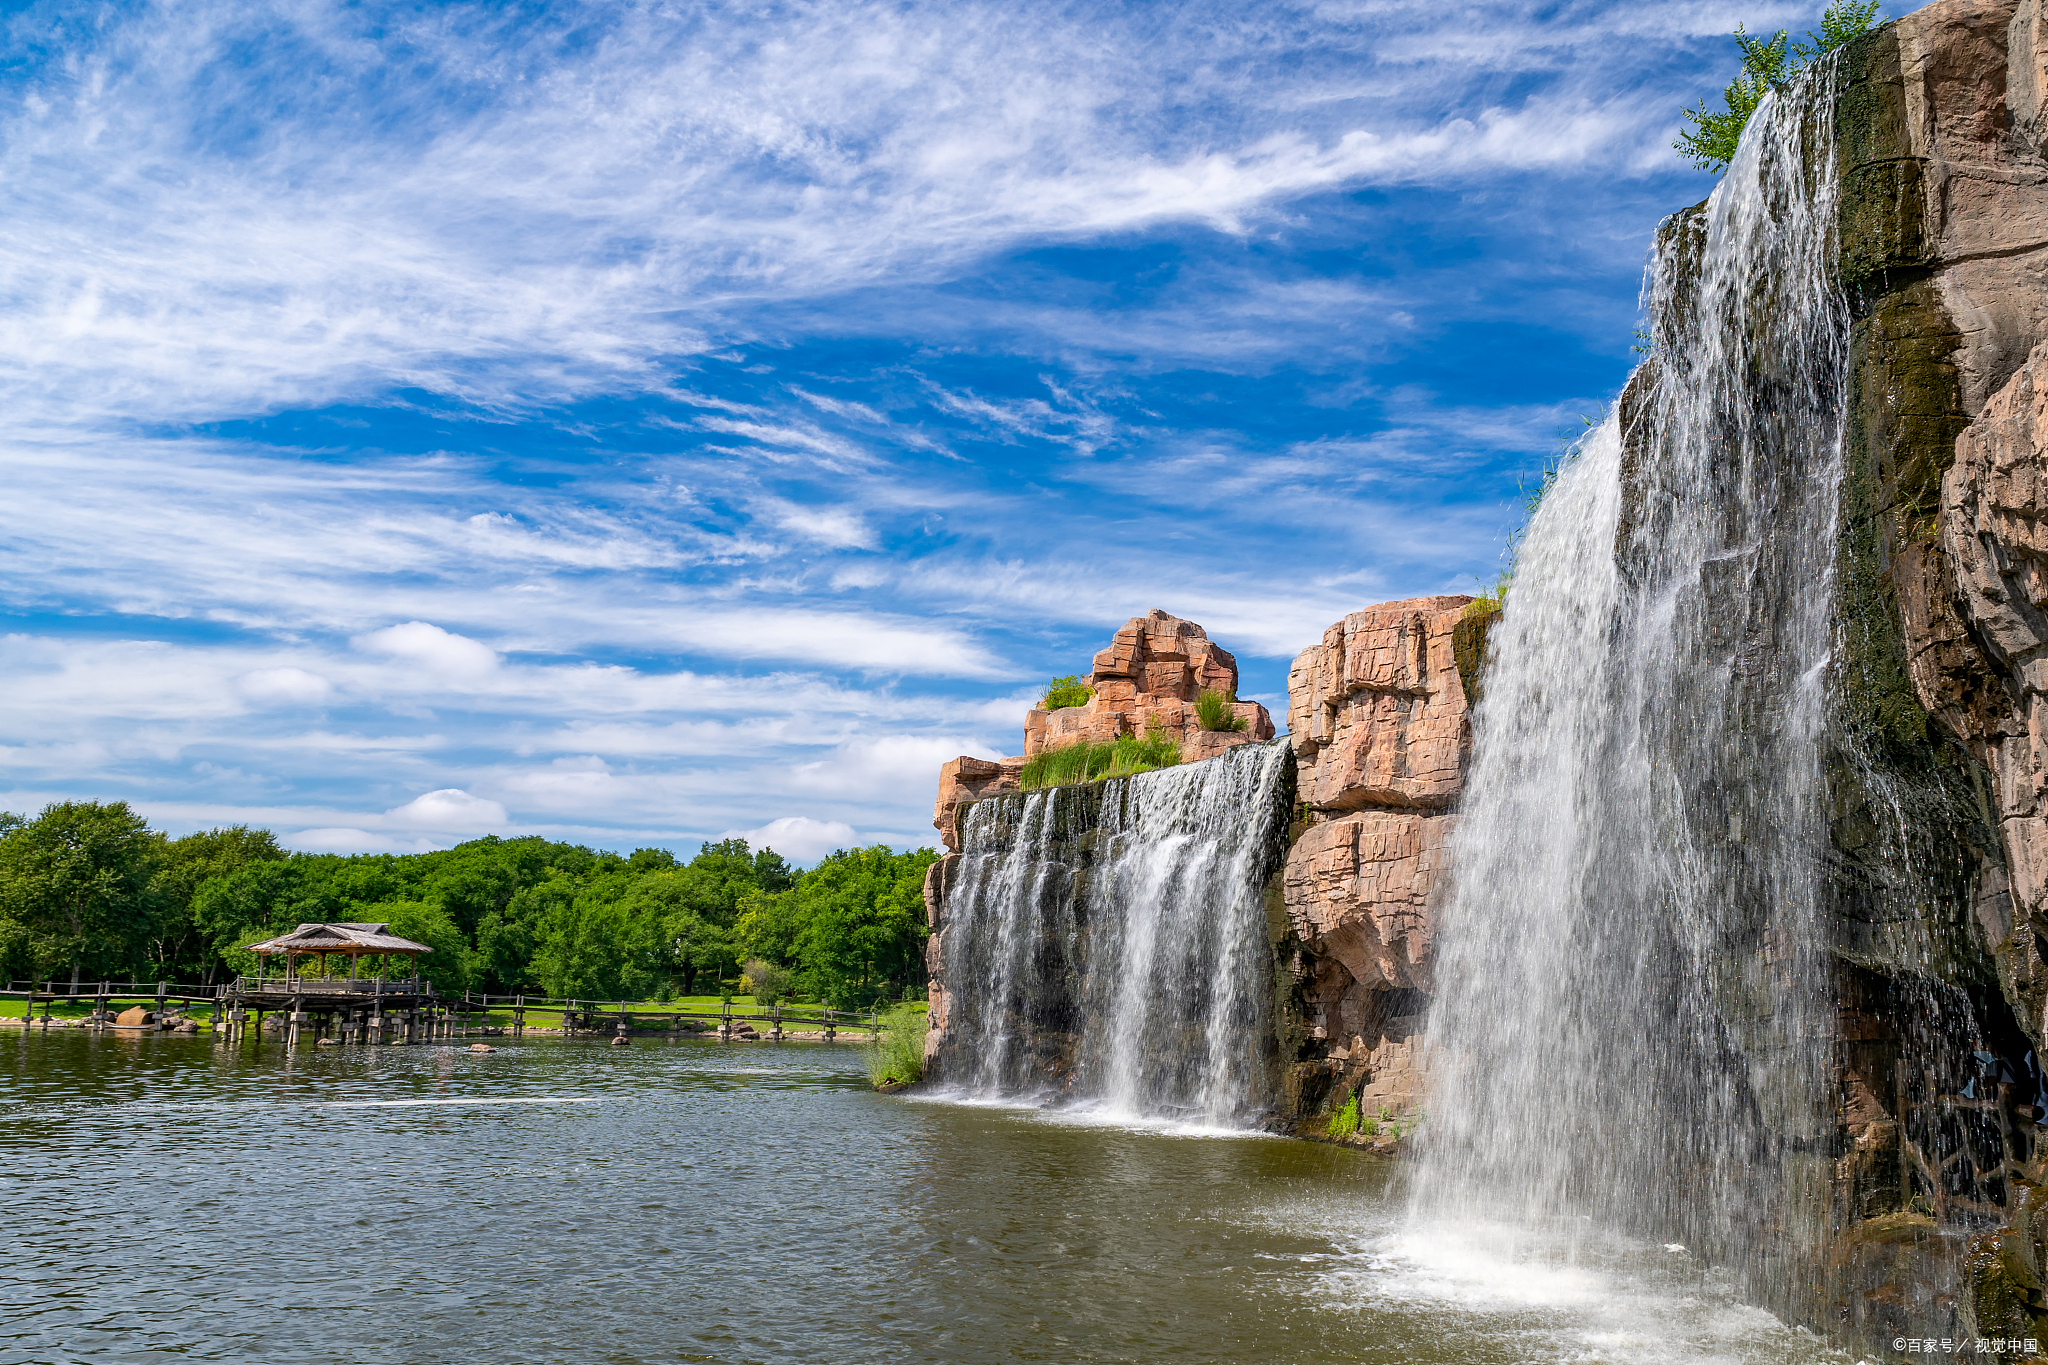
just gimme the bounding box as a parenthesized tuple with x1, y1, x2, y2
(1306, 1218, 1851, 1365)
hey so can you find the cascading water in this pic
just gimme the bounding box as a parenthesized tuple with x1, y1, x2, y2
(1416, 62, 1847, 1293)
(929, 740, 1293, 1127)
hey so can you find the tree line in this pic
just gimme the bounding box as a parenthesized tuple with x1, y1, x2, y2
(0, 801, 938, 1007)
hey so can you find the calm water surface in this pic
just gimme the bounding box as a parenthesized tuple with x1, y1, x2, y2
(0, 1033, 1849, 1364)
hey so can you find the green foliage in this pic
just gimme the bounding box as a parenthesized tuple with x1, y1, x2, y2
(740, 957, 792, 1007)
(0, 809, 936, 1008)
(1676, 2, 1882, 172)
(865, 1004, 929, 1088)
(365, 899, 476, 994)
(1326, 1092, 1361, 1138)
(0, 801, 164, 985)
(1040, 674, 1094, 711)
(1195, 688, 1249, 733)
(1018, 728, 1183, 791)
(743, 846, 939, 1008)
(149, 825, 286, 983)
(1464, 575, 1510, 620)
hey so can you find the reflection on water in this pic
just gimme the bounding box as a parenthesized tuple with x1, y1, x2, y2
(0, 1034, 1846, 1364)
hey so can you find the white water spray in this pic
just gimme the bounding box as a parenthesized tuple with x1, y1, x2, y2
(1417, 67, 1848, 1289)
(933, 740, 1293, 1127)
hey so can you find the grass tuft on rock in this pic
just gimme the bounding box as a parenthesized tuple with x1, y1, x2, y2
(1195, 688, 1249, 733)
(1018, 728, 1182, 790)
(1463, 576, 1509, 620)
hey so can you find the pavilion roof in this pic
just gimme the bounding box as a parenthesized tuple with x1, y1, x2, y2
(243, 922, 433, 956)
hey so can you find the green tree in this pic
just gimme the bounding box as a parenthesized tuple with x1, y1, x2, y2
(782, 846, 938, 1008)
(412, 836, 562, 937)
(355, 898, 475, 994)
(1675, 2, 1881, 172)
(191, 858, 344, 983)
(474, 909, 535, 994)
(150, 825, 287, 981)
(528, 872, 665, 1001)
(0, 801, 163, 988)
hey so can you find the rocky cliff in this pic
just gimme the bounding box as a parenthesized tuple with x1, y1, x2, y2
(927, 609, 1274, 853)
(1281, 596, 1478, 1121)
(1704, 0, 2048, 1344)
(921, 604, 1476, 1106)
(1027, 609, 1275, 761)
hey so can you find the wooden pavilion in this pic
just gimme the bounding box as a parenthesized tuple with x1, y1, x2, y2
(222, 922, 441, 1046)
(244, 921, 433, 984)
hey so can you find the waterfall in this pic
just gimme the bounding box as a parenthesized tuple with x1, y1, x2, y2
(931, 740, 1294, 1128)
(1417, 62, 1847, 1288)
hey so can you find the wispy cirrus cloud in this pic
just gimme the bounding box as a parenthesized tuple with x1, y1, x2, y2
(1, 0, 1779, 429)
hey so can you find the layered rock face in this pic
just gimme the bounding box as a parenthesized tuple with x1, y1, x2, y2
(1027, 609, 1275, 761)
(1281, 597, 1475, 1117)
(928, 610, 1274, 853)
(1947, 342, 2048, 1033)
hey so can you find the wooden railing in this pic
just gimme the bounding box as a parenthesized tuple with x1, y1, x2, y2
(3, 980, 914, 1039)
(229, 976, 426, 995)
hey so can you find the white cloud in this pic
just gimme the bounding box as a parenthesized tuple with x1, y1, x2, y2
(355, 622, 501, 679)
(0, 0, 1739, 850)
(726, 816, 861, 863)
(289, 827, 448, 855)
(0, 0, 1718, 434)
(384, 788, 509, 833)
(770, 502, 876, 551)
(235, 667, 334, 705)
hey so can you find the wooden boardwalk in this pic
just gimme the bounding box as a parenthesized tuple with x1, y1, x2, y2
(2, 980, 892, 1048)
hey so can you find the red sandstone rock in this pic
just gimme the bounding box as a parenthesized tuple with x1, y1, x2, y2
(930, 755, 1026, 853)
(1280, 595, 1476, 1118)
(1034, 610, 1275, 760)
(929, 610, 1275, 852)
(1284, 811, 1441, 995)
(1285, 596, 1473, 812)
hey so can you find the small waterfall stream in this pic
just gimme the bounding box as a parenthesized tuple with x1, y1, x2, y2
(931, 740, 1293, 1127)
(1417, 64, 1848, 1292)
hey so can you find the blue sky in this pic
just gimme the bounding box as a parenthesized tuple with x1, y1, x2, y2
(0, 0, 1876, 859)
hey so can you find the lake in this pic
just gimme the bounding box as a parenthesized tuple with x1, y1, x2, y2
(0, 1032, 1850, 1364)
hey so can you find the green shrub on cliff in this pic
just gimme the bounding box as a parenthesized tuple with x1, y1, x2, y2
(1040, 675, 1093, 710)
(1019, 728, 1182, 790)
(1326, 1092, 1361, 1138)
(1195, 688, 1249, 733)
(865, 1003, 929, 1089)
(1675, 2, 1882, 172)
